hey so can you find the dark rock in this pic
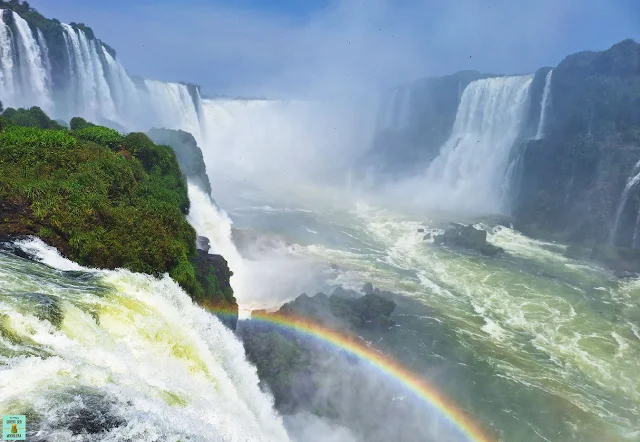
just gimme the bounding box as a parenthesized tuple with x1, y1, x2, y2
(433, 224, 504, 256)
(196, 236, 210, 251)
(147, 128, 212, 196)
(423, 233, 432, 240)
(515, 39, 640, 251)
(276, 284, 396, 331)
(332, 286, 358, 299)
(362, 282, 374, 294)
(417, 228, 425, 233)
(329, 263, 340, 271)
(191, 250, 238, 330)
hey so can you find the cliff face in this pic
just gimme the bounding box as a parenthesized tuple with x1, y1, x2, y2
(515, 39, 640, 247)
(147, 128, 213, 196)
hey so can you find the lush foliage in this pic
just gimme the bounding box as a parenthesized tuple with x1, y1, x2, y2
(0, 109, 204, 297)
(1, 106, 64, 130)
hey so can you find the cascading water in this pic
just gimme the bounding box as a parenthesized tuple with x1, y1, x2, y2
(0, 239, 289, 441)
(11, 11, 52, 113)
(609, 159, 640, 244)
(0, 10, 16, 103)
(0, 11, 204, 133)
(186, 183, 246, 292)
(535, 69, 553, 139)
(420, 75, 533, 214)
(143, 80, 204, 143)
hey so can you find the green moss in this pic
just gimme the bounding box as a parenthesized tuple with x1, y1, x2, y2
(0, 108, 202, 299)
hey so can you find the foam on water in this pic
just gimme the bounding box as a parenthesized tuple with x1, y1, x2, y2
(0, 243, 289, 441)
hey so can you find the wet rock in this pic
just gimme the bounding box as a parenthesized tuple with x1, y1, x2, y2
(329, 263, 340, 271)
(423, 233, 432, 240)
(191, 250, 238, 330)
(417, 228, 425, 233)
(196, 236, 210, 251)
(433, 224, 504, 256)
(277, 284, 396, 331)
(362, 282, 374, 294)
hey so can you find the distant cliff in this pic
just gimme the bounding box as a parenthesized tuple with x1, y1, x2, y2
(364, 39, 640, 255)
(365, 70, 490, 177)
(515, 39, 640, 250)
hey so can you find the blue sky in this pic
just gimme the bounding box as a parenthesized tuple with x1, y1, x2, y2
(30, 0, 640, 97)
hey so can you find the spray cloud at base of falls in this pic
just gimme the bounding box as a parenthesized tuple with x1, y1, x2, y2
(0, 239, 289, 441)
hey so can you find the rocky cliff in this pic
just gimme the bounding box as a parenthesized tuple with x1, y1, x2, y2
(515, 39, 640, 250)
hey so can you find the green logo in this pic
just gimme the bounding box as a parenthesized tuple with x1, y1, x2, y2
(2, 415, 26, 441)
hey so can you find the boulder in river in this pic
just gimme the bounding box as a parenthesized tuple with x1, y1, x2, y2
(433, 224, 504, 256)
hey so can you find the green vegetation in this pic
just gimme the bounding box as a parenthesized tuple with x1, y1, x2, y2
(2, 106, 64, 130)
(0, 107, 230, 304)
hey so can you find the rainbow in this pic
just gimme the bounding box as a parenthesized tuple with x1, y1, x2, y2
(213, 307, 493, 442)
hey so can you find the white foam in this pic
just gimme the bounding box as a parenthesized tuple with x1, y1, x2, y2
(14, 237, 90, 272)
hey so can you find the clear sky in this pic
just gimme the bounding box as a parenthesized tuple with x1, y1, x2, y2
(30, 0, 640, 97)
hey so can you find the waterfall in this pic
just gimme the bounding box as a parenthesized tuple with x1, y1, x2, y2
(143, 80, 204, 143)
(0, 11, 206, 133)
(60, 23, 117, 122)
(186, 182, 246, 292)
(0, 240, 289, 441)
(420, 75, 534, 214)
(535, 69, 553, 139)
(0, 10, 15, 103)
(11, 11, 52, 112)
(609, 159, 640, 244)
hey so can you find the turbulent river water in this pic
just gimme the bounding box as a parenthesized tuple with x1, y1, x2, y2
(0, 239, 288, 441)
(215, 183, 640, 442)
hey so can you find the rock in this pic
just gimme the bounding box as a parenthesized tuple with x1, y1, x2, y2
(433, 224, 504, 256)
(329, 263, 340, 271)
(423, 233, 432, 240)
(147, 128, 213, 196)
(196, 236, 210, 251)
(362, 282, 374, 294)
(275, 284, 397, 331)
(191, 250, 238, 330)
(417, 228, 425, 233)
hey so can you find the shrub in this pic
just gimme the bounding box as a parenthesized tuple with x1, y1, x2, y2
(0, 116, 201, 299)
(72, 125, 122, 150)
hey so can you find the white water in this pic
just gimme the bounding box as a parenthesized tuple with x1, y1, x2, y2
(0, 10, 15, 103)
(535, 70, 553, 140)
(143, 80, 204, 142)
(0, 11, 204, 133)
(417, 75, 533, 214)
(609, 159, 640, 244)
(11, 11, 52, 113)
(0, 240, 289, 441)
(187, 183, 246, 285)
